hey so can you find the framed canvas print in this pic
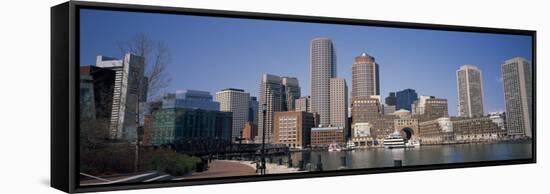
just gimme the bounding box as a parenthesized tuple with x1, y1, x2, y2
(51, 1, 536, 193)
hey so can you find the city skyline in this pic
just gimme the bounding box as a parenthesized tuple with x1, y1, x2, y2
(79, 9, 533, 116)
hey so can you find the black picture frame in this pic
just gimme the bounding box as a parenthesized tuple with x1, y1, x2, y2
(51, 1, 536, 193)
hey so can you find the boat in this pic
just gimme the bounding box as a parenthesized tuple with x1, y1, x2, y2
(328, 143, 342, 152)
(342, 141, 356, 151)
(383, 132, 406, 149)
(405, 141, 420, 148)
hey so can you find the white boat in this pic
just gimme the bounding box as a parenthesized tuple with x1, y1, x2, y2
(328, 143, 342, 152)
(343, 141, 356, 150)
(383, 132, 406, 149)
(405, 141, 420, 148)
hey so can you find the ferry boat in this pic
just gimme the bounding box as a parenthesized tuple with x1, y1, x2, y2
(383, 132, 406, 149)
(328, 143, 342, 152)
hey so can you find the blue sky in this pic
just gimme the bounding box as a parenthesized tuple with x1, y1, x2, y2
(79, 9, 532, 116)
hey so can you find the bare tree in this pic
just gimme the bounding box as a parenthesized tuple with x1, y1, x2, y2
(118, 33, 172, 100)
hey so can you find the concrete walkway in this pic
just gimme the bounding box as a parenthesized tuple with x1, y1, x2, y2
(186, 160, 257, 179)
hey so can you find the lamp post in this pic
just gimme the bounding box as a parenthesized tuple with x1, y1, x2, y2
(260, 103, 267, 175)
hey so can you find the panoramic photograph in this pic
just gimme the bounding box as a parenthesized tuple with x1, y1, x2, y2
(78, 8, 533, 186)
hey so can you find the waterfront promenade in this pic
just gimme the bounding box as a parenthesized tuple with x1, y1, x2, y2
(234, 160, 302, 174)
(187, 160, 257, 179)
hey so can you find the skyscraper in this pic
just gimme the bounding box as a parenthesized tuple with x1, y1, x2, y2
(282, 77, 301, 111)
(396, 89, 418, 111)
(456, 65, 485, 117)
(385, 92, 397, 106)
(295, 96, 311, 113)
(215, 88, 250, 140)
(96, 54, 145, 142)
(257, 74, 284, 143)
(330, 78, 348, 135)
(248, 96, 259, 124)
(502, 57, 532, 138)
(310, 38, 336, 126)
(352, 53, 379, 100)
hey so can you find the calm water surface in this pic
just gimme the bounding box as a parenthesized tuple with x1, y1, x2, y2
(279, 142, 532, 171)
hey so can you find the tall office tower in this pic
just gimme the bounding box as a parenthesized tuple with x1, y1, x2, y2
(282, 77, 301, 111)
(310, 38, 337, 126)
(385, 92, 397, 106)
(257, 74, 284, 143)
(248, 96, 259, 124)
(215, 88, 250, 140)
(396, 89, 418, 111)
(456, 65, 485, 117)
(502, 57, 532, 138)
(295, 96, 311, 113)
(352, 53, 379, 100)
(96, 54, 145, 142)
(330, 78, 348, 135)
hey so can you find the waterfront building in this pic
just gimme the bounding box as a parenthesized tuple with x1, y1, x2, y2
(396, 89, 418, 111)
(96, 54, 145, 142)
(451, 116, 506, 142)
(502, 57, 532, 138)
(351, 96, 396, 143)
(488, 112, 506, 130)
(418, 117, 455, 144)
(351, 122, 373, 147)
(310, 126, 345, 147)
(295, 96, 311, 113)
(216, 88, 250, 141)
(257, 74, 284, 143)
(456, 65, 485, 117)
(330, 78, 349, 136)
(418, 116, 506, 144)
(310, 38, 337, 126)
(151, 108, 233, 145)
(393, 109, 419, 143)
(282, 77, 301, 111)
(273, 111, 315, 149)
(352, 53, 379, 100)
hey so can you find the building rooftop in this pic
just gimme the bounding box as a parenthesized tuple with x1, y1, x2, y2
(220, 88, 245, 92)
(311, 126, 344, 131)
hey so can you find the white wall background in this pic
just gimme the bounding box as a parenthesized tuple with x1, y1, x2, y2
(0, 0, 547, 193)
